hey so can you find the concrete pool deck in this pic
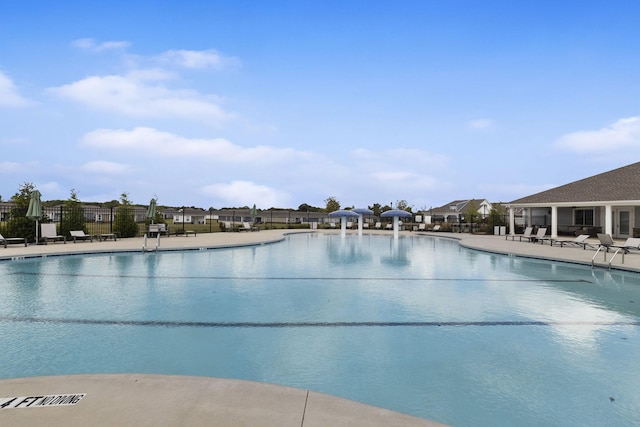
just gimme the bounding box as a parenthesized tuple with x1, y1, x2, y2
(2, 229, 639, 426)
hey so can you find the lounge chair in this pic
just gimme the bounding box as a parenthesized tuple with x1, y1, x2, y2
(346, 221, 354, 229)
(597, 233, 640, 253)
(40, 223, 66, 244)
(0, 233, 27, 248)
(385, 223, 393, 230)
(329, 222, 336, 229)
(69, 230, 93, 243)
(530, 227, 548, 243)
(241, 222, 259, 232)
(417, 223, 426, 231)
(363, 222, 369, 229)
(551, 234, 592, 249)
(429, 225, 441, 232)
(507, 226, 533, 241)
(374, 222, 382, 230)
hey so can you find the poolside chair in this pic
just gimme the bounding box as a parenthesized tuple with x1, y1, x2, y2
(0, 233, 27, 248)
(329, 222, 336, 229)
(507, 226, 533, 241)
(363, 222, 369, 229)
(346, 221, 354, 229)
(530, 227, 548, 243)
(374, 222, 382, 229)
(429, 224, 441, 232)
(40, 223, 66, 244)
(417, 223, 426, 231)
(551, 234, 592, 249)
(69, 230, 93, 243)
(597, 233, 640, 253)
(241, 222, 259, 232)
(385, 223, 393, 230)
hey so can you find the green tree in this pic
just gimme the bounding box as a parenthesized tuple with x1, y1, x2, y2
(298, 203, 323, 212)
(489, 203, 507, 227)
(113, 192, 139, 238)
(464, 200, 480, 224)
(6, 182, 38, 241)
(368, 203, 382, 217)
(60, 189, 86, 237)
(395, 200, 413, 213)
(324, 196, 340, 213)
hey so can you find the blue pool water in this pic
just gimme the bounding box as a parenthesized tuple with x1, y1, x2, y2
(1, 233, 639, 426)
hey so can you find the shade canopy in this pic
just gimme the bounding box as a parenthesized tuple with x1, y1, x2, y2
(146, 198, 157, 223)
(250, 204, 257, 218)
(328, 209, 359, 218)
(26, 190, 43, 220)
(380, 209, 412, 218)
(352, 208, 373, 215)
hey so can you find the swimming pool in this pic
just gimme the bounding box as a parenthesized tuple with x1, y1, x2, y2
(1, 233, 639, 426)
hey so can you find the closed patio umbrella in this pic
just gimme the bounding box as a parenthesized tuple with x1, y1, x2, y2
(381, 209, 412, 239)
(26, 190, 43, 242)
(250, 204, 257, 223)
(146, 198, 157, 224)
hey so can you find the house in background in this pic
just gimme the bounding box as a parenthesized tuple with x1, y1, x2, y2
(508, 162, 640, 239)
(172, 208, 207, 225)
(428, 199, 493, 223)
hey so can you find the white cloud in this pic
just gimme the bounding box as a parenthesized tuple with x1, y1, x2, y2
(156, 49, 240, 69)
(0, 161, 29, 173)
(72, 38, 131, 52)
(555, 116, 640, 152)
(80, 161, 132, 174)
(48, 73, 234, 123)
(80, 127, 312, 163)
(0, 70, 33, 107)
(468, 118, 494, 129)
(201, 181, 290, 208)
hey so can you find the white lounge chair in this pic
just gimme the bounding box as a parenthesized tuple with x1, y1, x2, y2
(531, 228, 547, 243)
(241, 222, 259, 232)
(417, 224, 426, 231)
(507, 226, 533, 241)
(40, 223, 66, 244)
(597, 234, 640, 253)
(374, 222, 382, 230)
(0, 233, 27, 248)
(69, 230, 93, 243)
(429, 225, 441, 232)
(551, 234, 592, 249)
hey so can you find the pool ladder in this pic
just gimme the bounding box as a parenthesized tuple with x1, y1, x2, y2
(143, 233, 161, 252)
(591, 246, 626, 268)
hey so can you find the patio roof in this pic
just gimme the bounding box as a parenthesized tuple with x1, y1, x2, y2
(510, 162, 640, 205)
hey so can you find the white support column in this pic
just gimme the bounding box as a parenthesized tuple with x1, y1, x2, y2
(551, 206, 558, 238)
(393, 216, 399, 239)
(341, 217, 347, 238)
(605, 205, 612, 235)
(509, 207, 515, 237)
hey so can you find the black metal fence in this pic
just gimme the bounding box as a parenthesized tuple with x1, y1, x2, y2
(0, 204, 150, 241)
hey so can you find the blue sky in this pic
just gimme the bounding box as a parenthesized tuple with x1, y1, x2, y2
(1, 1, 639, 211)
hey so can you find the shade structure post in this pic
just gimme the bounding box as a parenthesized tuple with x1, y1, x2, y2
(380, 209, 412, 240)
(352, 208, 373, 237)
(327, 209, 360, 239)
